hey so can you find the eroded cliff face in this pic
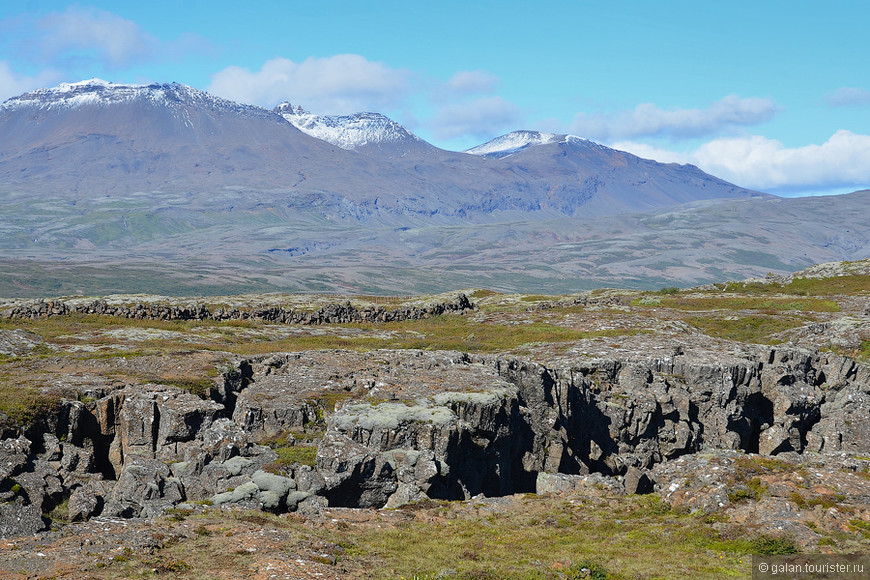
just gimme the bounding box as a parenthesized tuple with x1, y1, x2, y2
(1, 345, 869, 536)
(493, 347, 868, 478)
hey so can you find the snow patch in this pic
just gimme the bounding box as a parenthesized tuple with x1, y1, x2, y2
(275, 103, 423, 151)
(1, 79, 276, 121)
(465, 130, 605, 158)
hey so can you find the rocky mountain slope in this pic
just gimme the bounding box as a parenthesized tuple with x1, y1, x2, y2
(0, 260, 868, 577)
(2, 187, 866, 298)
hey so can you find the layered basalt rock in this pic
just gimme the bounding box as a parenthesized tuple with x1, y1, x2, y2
(1, 294, 476, 325)
(1, 344, 868, 536)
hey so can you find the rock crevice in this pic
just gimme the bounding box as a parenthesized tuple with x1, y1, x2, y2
(1, 344, 868, 536)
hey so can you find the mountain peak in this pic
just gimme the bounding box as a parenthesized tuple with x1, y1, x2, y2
(274, 102, 308, 116)
(1, 79, 272, 119)
(274, 104, 426, 153)
(55, 78, 115, 90)
(465, 130, 599, 158)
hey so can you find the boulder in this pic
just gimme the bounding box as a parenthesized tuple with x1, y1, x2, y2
(68, 480, 111, 521)
(0, 500, 46, 537)
(103, 458, 184, 518)
(0, 436, 31, 480)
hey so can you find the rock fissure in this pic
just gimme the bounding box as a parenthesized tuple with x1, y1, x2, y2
(1, 344, 868, 537)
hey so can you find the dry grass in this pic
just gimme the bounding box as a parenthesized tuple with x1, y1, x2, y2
(51, 492, 812, 579)
(723, 274, 870, 297)
(648, 296, 840, 313)
(683, 313, 810, 344)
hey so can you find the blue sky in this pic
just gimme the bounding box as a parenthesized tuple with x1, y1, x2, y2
(2, 1, 869, 197)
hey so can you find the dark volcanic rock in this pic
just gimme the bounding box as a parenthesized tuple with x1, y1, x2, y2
(0, 343, 868, 528)
(103, 457, 184, 518)
(0, 501, 46, 538)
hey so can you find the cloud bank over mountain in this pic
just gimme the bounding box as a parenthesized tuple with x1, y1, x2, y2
(209, 55, 412, 115)
(614, 130, 870, 196)
(569, 95, 780, 141)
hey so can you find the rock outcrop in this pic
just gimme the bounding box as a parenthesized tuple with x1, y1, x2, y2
(1, 344, 868, 536)
(1, 295, 476, 325)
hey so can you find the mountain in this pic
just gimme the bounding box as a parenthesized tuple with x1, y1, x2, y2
(0, 78, 356, 196)
(463, 129, 766, 214)
(274, 102, 434, 157)
(0, 79, 765, 222)
(465, 130, 564, 158)
(0, 79, 818, 296)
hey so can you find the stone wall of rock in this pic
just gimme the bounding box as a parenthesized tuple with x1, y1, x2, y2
(1, 344, 868, 536)
(316, 386, 537, 508)
(1, 294, 476, 325)
(491, 347, 870, 482)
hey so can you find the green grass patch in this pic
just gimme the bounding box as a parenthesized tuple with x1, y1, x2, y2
(260, 430, 321, 472)
(849, 519, 870, 539)
(850, 340, 870, 362)
(725, 274, 870, 297)
(273, 445, 318, 467)
(790, 491, 842, 510)
(45, 497, 70, 525)
(748, 535, 799, 555)
(469, 289, 501, 300)
(349, 493, 755, 579)
(728, 477, 768, 503)
(0, 381, 66, 432)
(519, 295, 558, 303)
(734, 455, 794, 476)
(225, 315, 632, 355)
(0, 312, 190, 341)
(635, 296, 839, 313)
(307, 391, 356, 412)
(4, 302, 645, 359)
(684, 314, 808, 344)
(152, 377, 215, 398)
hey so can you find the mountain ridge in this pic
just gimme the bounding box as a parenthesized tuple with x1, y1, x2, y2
(274, 102, 434, 157)
(0, 79, 764, 220)
(5, 79, 846, 296)
(466, 130, 578, 158)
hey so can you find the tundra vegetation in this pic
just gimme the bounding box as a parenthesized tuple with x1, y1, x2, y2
(0, 260, 868, 579)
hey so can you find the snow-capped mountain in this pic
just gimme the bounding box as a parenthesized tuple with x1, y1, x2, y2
(0, 78, 341, 195)
(3, 78, 853, 298)
(274, 102, 430, 155)
(0, 78, 765, 220)
(466, 130, 601, 158)
(1, 78, 274, 120)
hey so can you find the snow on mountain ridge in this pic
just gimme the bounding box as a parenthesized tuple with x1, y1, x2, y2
(1, 79, 274, 119)
(465, 130, 603, 158)
(275, 102, 423, 151)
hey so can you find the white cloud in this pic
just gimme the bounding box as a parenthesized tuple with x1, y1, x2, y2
(430, 96, 522, 140)
(613, 130, 870, 194)
(609, 141, 692, 165)
(208, 55, 411, 114)
(0, 61, 60, 102)
(36, 7, 158, 67)
(445, 70, 499, 95)
(208, 57, 522, 144)
(826, 87, 870, 107)
(571, 95, 780, 141)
